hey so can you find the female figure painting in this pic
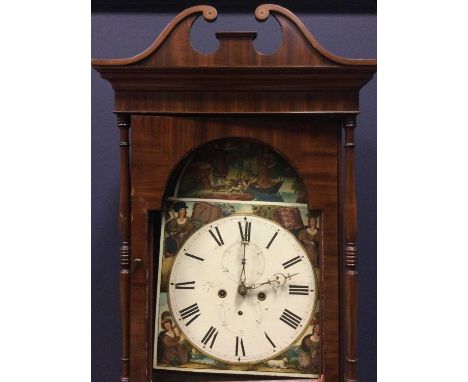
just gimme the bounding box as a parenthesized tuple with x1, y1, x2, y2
(298, 324, 321, 374)
(157, 311, 191, 366)
(164, 201, 195, 256)
(298, 216, 320, 268)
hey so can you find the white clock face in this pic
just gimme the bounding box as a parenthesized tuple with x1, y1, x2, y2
(168, 214, 316, 364)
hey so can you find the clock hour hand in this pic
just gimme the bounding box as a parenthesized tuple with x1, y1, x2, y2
(246, 272, 299, 290)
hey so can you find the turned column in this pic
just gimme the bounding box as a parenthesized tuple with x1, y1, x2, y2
(343, 115, 359, 382)
(117, 113, 131, 382)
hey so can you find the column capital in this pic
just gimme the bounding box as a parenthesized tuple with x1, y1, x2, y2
(116, 113, 131, 129)
(343, 115, 357, 129)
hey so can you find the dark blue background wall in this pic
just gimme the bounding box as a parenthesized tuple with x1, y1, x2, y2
(92, 9, 376, 382)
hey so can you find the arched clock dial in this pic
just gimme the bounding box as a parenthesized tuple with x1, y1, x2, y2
(168, 214, 317, 364)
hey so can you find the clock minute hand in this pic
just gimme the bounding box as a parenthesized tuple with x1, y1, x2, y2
(238, 241, 249, 296)
(240, 241, 247, 284)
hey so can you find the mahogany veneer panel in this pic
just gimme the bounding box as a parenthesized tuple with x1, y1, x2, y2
(129, 116, 340, 381)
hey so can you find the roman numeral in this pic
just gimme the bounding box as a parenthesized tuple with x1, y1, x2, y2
(179, 303, 200, 326)
(209, 227, 224, 246)
(289, 285, 309, 295)
(238, 220, 251, 242)
(264, 332, 276, 348)
(201, 326, 218, 348)
(266, 231, 278, 249)
(184, 252, 204, 262)
(279, 308, 302, 330)
(174, 281, 195, 290)
(235, 336, 245, 357)
(282, 255, 302, 269)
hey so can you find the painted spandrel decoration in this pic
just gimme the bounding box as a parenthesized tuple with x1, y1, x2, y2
(173, 139, 307, 204)
(154, 139, 321, 379)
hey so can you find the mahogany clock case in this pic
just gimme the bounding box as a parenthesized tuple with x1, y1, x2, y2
(91, 7, 376, 382)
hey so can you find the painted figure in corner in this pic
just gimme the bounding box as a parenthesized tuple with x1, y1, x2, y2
(157, 311, 191, 366)
(164, 201, 195, 257)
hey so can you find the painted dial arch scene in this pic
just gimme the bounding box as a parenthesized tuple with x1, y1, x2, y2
(168, 214, 316, 364)
(154, 139, 321, 378)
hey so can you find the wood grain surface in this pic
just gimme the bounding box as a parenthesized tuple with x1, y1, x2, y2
(130, 116, 341, 382)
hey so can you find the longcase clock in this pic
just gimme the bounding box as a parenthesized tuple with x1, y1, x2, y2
(92, 4, 376, 382)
